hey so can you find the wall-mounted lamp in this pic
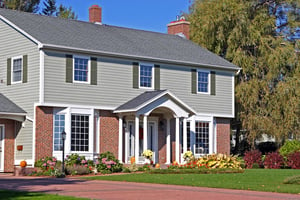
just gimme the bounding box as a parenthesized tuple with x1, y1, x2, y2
(159, 120, 164, 131)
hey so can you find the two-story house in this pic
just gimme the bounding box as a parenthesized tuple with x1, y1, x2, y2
(0, 5, 239, 172)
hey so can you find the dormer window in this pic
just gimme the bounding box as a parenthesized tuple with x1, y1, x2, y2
(73, 56, 90, 83)
(139, 63, 154, 88)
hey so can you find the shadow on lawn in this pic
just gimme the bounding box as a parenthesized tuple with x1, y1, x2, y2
(0, 177, 87, 193)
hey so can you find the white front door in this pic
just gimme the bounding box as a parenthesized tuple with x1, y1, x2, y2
(127, 122, 135, 161)
(0, 125, 4, 172)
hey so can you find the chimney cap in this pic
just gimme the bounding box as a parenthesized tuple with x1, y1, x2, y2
(90, 5, 100, 8)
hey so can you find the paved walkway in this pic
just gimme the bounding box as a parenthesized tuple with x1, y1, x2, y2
(0, 173, 299, 200)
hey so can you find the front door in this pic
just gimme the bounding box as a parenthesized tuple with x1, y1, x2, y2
(0, 125, 4, 172)
(147, 122, 158, 163)
(127, 122, 135, 161)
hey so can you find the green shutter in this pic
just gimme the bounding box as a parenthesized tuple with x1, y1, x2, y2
(22, 55, 28, 83)
(66, 54, 73, 83)
(91, 57, 97, 85)
(7, 58, 11, 85)
(154, 64, 160, 90)
(191, 69, 197, 94)
(132, 62, 139, 89)
(210, 71, 216, 95)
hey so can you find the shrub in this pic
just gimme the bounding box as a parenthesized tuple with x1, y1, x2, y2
(34, 157, 63, 177)
(257, 142, 278, 155)
(283, 175, 300, 185)
(197, 154, 242, 169)
(263, 152, 284, 169)
(96, 151, 123, 173)
(287, 151, 300, 169)
(65, 165, 91, 175)
(244, 150, 262, 168)
(279, 140, 300, 158)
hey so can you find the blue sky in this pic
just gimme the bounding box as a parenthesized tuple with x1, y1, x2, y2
(55, 0, 191, 33)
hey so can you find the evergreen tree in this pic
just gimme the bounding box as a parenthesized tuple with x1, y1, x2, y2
(57, 4, 77, 19)
(188, 0, 300, 145)
(3, 0, 40, 12)
(41, 0, 56, 16)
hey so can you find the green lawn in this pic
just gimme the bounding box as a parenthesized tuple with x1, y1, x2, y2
(0, 190, 88, 200)
(83, 169, 300, 194)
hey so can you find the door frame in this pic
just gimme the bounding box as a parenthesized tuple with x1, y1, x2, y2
(0, 125, 5, 172)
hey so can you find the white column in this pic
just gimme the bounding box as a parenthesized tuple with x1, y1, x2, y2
(118, 116, 123, 163)
(175, 117, 180, 162)
(135, 115, 139, 163)
(183, 118, 187, 153)
(166, 118, 171, 164)
(143, 115, 148, 152)
(125, 129, 129, 164)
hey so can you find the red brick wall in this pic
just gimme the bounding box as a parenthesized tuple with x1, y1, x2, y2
(35, 106, 53, 160)
(216, 118, 231, 155)
(167, 21, 190, 39)
(99, 110, 119, 158)
(0, 119, 15, 172)
(89, 5, 102, 23)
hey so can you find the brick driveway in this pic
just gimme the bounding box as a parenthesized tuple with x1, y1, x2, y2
(0, 174, 299, 200)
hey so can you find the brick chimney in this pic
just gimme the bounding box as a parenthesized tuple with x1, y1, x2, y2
(89, 5, 102, 24)
(167, 16, 190, 39)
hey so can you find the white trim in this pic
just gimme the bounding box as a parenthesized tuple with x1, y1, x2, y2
(73, 55, 91, 84)
(36, 102, 115, 111)
(232, 73, 235, 117)
(11, 55, 23, 84)
(39, 50, 45, 103)
(118, 116, 123, 162)
(32, 105, 36, 165)
(41, 44, 240, 71)
(138, 62, 154, 89)
(0, 112, 26, 116)
(175, 117, 180, 162)
(0, 125, 5, 172)
(114, 90, 197, 114)
(0, 16, 42, 46)
(196, 69, 210, 95)
(165, 118, 171, 164)
(195, 112, 234, 119)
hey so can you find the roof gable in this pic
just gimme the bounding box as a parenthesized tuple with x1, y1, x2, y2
(0, 8, 239, 70)
(0, 93, 26, 115)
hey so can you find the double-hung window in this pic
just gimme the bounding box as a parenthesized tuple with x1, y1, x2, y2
(53, 114, 65, 151)
(197, 70, 210, 94)
(139, 63, 154, 88)
(73, 56, 90, 83)
(12, 56, 22, 83)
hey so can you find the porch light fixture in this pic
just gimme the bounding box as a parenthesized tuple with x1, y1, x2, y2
(159, 120, 164, 131)
(61, 130, 66, 177)
(123, 119, 127, 128)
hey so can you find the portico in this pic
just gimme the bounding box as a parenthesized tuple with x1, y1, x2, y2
(114, 90, 196, 164)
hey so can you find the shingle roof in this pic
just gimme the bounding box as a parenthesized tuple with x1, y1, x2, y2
(0, 8, 239, 70)
(115, 90, 167, 111)
(0, 93, 26, 114)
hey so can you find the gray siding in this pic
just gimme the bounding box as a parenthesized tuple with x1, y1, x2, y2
(0, 20, 40, 160)
(44, 51, 233, 116)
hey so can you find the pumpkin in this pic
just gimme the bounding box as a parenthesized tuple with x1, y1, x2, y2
(155, 163, 160, 169)
(20, 160, 27, 168)
(130, 156, 135, 164)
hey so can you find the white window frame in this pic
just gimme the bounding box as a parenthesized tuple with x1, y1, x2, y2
(139, 62, 154, 89)
(73, 55, 91, 84)
(197, 69, 210, 94)
(53, 109, 66, 152)
(11, 56, 23, 84)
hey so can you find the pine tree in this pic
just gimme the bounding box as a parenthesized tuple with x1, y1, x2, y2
(41, 0, 56, 16)
(4, 0, 40, 12)
(57, 4, 77, 19)
(188, 0, 300, 145)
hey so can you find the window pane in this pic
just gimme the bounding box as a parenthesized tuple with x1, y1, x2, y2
(53, 114, 65, 151)
(140, 64, 153, 88)
(74, 57, 89, 82)
(198, 71, 209, 93)
(71, 114, 89, 152)
(13, 58, 22, 82)
(195, 121, 209, 154)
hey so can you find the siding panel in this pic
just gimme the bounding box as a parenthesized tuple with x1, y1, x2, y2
(0, 20, 40, 160)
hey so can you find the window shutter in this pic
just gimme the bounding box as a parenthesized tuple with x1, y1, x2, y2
(132, 62, 139, 89)
(22, 55, 28, 83)
(210, 71, 216, 95)
(66, 54, 73, 83)
(7, 58, 11, 85)
(154, 64, 160, 90)
(91, 57, 97, 85)
(191, 69, 197, 94)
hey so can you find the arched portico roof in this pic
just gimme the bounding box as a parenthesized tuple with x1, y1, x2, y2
(0, 93, 26, 122)
(114, 90, 196, 118)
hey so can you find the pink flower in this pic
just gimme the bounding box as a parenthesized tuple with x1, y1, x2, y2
(43, 163, 47, 166)
(95, 160, 99, 165)
(102, 158, 107, 163)
(52, 158, 57, 162)
(107, 165, 111, 169)
(84, 164, 88, 167)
